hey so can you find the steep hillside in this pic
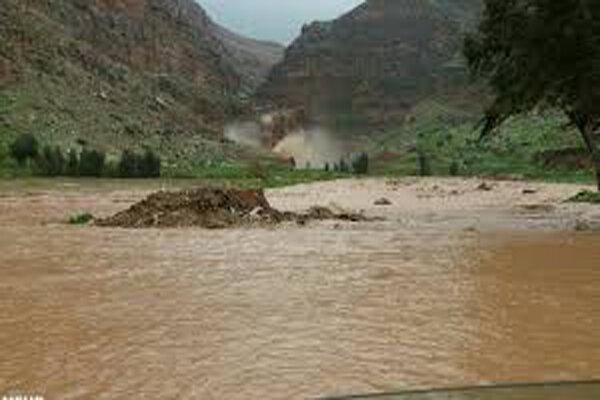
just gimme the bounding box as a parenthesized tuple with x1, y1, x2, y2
(0, 0, 283, 164)
(258, 0, 481, 131)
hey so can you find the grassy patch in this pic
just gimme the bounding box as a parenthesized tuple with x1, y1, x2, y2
(68, 212, 95, 225)
(370, 106, 595, 185)
(568, 190, 600, 204)
(164, 159, 350, 189)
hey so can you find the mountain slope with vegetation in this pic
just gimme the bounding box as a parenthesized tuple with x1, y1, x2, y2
(0, 0, 283, 171)
(258, 0, 482, 131)
(254, 0, 594, 186)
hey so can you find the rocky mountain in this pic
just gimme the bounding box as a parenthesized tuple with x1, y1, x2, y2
(258, 0, 482, 130)
(0, 0, 283, 162)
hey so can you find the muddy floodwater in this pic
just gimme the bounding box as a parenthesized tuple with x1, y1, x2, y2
(1, 178, 600, 399)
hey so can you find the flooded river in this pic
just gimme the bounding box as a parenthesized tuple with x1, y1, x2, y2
(1, 178, 600, 399)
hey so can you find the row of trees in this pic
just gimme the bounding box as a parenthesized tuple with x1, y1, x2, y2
(9, 134, 161, 178)
(323, 152, 370, 174)
(35, 146, 106, 177)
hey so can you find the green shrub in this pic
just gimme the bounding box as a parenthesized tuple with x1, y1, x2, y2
(418, 151, 432, 176)
(69, 212, 94, 225)
(10, 134, 39, 165)
(79, 148, 106, 177)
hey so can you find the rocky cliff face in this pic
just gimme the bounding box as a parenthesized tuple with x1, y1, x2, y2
(0, 0, 283, 160)
(258, 0, 481, 130)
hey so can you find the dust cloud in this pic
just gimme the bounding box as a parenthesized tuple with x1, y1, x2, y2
(224, 121, 266, 148)
(225, 115, 345, 169)
(272, 127, 344, 169)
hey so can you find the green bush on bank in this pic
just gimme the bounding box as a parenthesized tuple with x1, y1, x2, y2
(10, 133, 39, 165)
(68, 212, 94, 225)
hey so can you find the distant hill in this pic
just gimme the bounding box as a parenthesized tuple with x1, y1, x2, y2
(0, 0, 283, 162)
(258, 0, 482, 131)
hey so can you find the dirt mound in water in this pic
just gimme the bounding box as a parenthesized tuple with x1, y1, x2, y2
(96, 188, 374, 229)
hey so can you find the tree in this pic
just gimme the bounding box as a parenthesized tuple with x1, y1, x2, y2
(352, 152, 369, 175)
(35, 145, 52, 176)
(418, 151, 431, 177)
(51, 146, 65, 176)
(338, 157, 349, 173)
(79, 148, 106, 177)
(10, 134, 39, 165)
(35, 145, 65, 176)
(118, 149, 161, 178)
(52, 146, 65, 176)
(465, 0, 600, 189)
(118, 149, 138, 178)
(66, 149, 79, 176)
(141, 149, 161, 178)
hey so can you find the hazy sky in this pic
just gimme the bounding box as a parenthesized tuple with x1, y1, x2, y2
(196, 0, 363, 44)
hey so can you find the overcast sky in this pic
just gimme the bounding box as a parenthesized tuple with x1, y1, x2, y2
(196, 0, 363, 44)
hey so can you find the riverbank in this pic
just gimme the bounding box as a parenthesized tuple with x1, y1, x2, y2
(269, 177, 600, 232)
(1, 177, 598, 232)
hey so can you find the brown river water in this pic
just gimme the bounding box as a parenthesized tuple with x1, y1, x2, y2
(1, 178, 600, 399)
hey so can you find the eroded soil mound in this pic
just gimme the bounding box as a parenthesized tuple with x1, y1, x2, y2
(95, 188, 374, 229)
